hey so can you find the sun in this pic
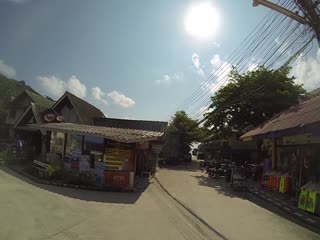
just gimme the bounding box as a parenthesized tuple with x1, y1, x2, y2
(185, 2, 220, 40)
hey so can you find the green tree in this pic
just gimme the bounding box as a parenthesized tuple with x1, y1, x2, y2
(204, 66, 306, 137)
(163, 111, 206, 164)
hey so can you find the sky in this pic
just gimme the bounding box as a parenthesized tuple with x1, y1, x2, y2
(0, 0, 319, 121)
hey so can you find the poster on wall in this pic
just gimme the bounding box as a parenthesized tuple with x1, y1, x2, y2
(94, 161, 105, 186)
(79, 155, 90, 172)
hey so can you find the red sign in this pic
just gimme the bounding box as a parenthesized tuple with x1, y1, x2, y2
(44, 113, 55, 122)
(56, 115, 64, 122)
(105, 171, 130, 187)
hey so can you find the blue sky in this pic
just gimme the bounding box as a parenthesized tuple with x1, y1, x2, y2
(0, 0, 319, 121)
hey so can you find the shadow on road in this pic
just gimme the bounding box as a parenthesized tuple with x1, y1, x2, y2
(193, 175, 248, 199)
(159, 160, 201, 172)
(1, 167, 143, 204)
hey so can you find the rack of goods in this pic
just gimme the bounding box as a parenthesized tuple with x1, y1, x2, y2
(298, 182, 320, 216)
(103, 142, 133, 171)
(264, 171, 291, 193)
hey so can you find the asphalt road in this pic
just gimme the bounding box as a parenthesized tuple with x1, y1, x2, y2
(0, 167, 224, 240)
(1, 165, 319, 240)
(156, 162, 320, 240)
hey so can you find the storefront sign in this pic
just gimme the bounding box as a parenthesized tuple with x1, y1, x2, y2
(282, 134, 320, 145)
(44, 113, 55, 122)
(105, 171, 130, 187)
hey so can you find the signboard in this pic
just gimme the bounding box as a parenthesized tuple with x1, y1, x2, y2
(282, 134, 320, 145)
(44, 113, 55, 122)
(56, 115, 64, 122)
(105, 171, 130, 187)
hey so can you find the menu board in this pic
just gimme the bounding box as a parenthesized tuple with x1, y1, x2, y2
(103, 142, 132, 170)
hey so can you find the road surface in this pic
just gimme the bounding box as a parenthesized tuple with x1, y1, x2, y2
(156, 162, 320, 240)
(0, 166, 319, 240)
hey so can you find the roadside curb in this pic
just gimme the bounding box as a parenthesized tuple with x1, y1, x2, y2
(154, 176, 228, 240)
(248, 186, 320, 234)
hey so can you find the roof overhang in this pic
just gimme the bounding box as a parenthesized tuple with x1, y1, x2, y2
(27, 123, 163, 143)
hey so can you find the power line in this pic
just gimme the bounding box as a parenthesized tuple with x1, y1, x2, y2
(175, 0, 297, 117)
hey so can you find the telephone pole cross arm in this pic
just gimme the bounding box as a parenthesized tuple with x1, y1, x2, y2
(253, 0, 320, 46)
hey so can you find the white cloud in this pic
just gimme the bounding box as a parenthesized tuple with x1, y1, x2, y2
(210, 54, 223, 69)
(37, 76, 66, 98)
(0, 59, 16, 78)
(156, 72, 184, 85)
(67, 76, 86, 98)
(107, 90, 135, 108)
(291, 49, 320, 91)
(37, 75, 87, 98)
(201, 54, 232, 94)
(192, 53, 205, 79)
(91, 86, 108, 105)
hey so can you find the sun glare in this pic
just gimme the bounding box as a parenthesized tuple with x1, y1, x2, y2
(185, 2, 220, 40)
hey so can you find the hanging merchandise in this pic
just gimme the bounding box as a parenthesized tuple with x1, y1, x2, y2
(268, 173, 274, 189)
(315, 193, 320, 216)
(279, 177, 285, 193)
(272, 174, 280, 191)
(298, 188, 309, 210)
(306, 190, 317, 213)
(284, 176, 290, 193)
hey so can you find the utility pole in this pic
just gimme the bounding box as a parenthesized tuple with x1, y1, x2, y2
(253, 0, 320, 45)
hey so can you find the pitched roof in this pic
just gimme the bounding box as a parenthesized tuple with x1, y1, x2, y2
(240, 96, 320, 140)
(25, 90, 54, 109)
(27, 123, 164, 143)
(94, 117, 168, 133)
(8, 90, 54, 109)
(52, 91, 105, 125)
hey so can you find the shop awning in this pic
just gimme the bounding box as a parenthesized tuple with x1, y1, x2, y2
(27, 123, 164, 143)
(240, 96, 320, 141)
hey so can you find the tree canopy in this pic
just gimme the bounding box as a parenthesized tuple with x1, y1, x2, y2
(163, 111, 206, 163)
(204, 66, 306, 137)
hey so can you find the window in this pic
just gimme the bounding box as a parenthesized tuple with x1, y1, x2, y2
(50, 132, 65, 154)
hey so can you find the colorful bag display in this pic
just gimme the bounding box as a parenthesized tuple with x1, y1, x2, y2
(306, 190, 317, 213)
(284, 177, 290, 193)
(315, 193, 320, 216)
(298, 188, 309, 210)
(268, 175, 273, 188)
(272, 176, 280, 191)
(279, 177, 285, 193)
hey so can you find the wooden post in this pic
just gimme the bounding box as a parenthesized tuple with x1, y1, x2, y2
(62, 133, 67, 159)
(81, 135, 85, 153)
(271, 138, 277, 169)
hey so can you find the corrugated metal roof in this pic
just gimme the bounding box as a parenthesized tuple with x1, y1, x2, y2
(27, 123, 164, 143)
(94, 117, 168, 133)
(240, 96, 320, 139)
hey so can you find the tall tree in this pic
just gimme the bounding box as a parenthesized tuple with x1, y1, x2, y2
(163, 111, 206, 163)
(204, 66, 306, 137)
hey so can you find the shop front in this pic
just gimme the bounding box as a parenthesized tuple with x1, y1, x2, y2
(259, 133, 320, 216)
(29, 122, 164, 190)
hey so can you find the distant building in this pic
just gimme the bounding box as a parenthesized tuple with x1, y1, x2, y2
(6, 90, 54, 138)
